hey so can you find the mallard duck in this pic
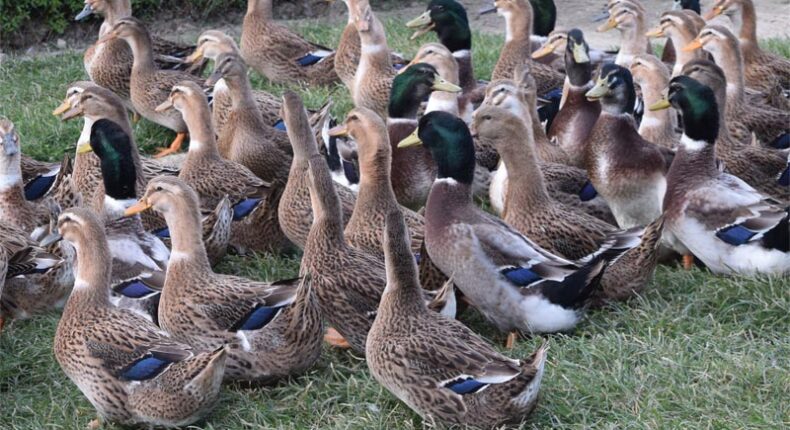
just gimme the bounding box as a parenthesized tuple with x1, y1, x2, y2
(156, 81, 293, 255)
(0, 117, 74, 327)
(685, 25, 789, 146)
(705, 0, 790, 98)
(53, 207, 226, 429)
(76, 0, 202, 107)
(86, 119, 170, 322)
(629, 54, 679, 148)
(531, 30, 617, 68)
(96, 17, 204, 158)
(208, 52, 293, 181)
(405, 42, 474, 121)
(481, 0, 564, 95)
(681, 59, 788, 202)
(650, 76, 789, 274)
(366, 209, 548, 428)
(124, 176, 322, 383)
(281, 91, 385, 353)
(547, 29, 601, 168)
(645, 10, 707, 76)
(584, 64, 672, 229)
(400, 111, 623, 337)
(350, 1, 396, 118)
(406, 0, 485, 105)
(241, 0, 338, 86)
(185, 30, 284, 133)
(597, 1, 653, 68)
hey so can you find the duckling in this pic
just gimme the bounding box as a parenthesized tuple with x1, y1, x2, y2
(76, 0, 201, 107)
(629, 54, 679, 148)
(705, 0, 790, 95)
(400, 111, 623, 335)
(681, 59, 788, 201)
(156, 81, 293, 255)
(482, 0, 564, 95)
(241, 0, 338, 86)
(645, 10, 707, 77)
(96, 17, 204, 158)
(351, 1, 396, 118)
(650, 76, 789, 274)
(597, 1, 653, 68)
(548, 29, 601, 168)
(185, 30, 284, 133)
(125, 176, 322, 383)
(366, 209, 548, 428)
(53, 208, 226, 429)
(0, 117, 74, 328)
(685, 25, 789, 145)
(280, 92, 385, 353)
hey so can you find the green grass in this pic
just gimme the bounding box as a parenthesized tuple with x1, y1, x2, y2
(1, 18, 789, 430)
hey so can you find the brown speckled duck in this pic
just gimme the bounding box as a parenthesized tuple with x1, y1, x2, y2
(597, 1, 652, 68)
(350, 1, 396, 118)
(125, 176, 322, 383)
(241, 0, 338, 87)
(53, 207, 226, 429)
(366, 209, 548, 428)
(645, 10, 707, 77)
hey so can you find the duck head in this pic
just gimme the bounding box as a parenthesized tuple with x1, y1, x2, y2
(398, 111, 475, 184)
(389, 63, 461, 118)
(650, 76, 719, 147)
(407, 0, 471, 52)
(585, 63, 636, 115)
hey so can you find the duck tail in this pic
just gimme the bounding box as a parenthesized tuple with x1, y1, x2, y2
(540, 256, 607, 309)
(184, 346, 228, 396)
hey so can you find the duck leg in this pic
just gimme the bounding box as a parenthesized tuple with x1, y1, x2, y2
(682, 255, 694, 270)
(505, 331, 518, 349)
(324, 327, 351, 349)
(154, 132, 187, 159)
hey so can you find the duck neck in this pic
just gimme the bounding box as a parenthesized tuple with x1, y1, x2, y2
(182, 103, 221, 159)
(711, 49, 746, 106)
(636, 75, 675, 140)
(359, 19, 392, 72)
(69, 231, 113, 307)
(225, 72, 259, 112)
(247, 0, 273, 19)
(105, 0, 132, 25)
(306, 154, 345, 247)
(499, 131, 549, 207)
(666, 135, 718, 206)
(123, 31, 156, 74)
(164, 202, 211, 271)
(737, 1, 758, 45)
(0, 156, 23, 196)
(667, 26, 699, 76)
(524, 93, 550, 145)
(357, 138, 397, 208)
(503, 7, 532, 43)
(618, 21, 648, 59)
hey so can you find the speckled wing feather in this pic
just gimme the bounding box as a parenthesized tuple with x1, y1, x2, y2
(195, 278, 299, 331)
(184, 160, 269, 208)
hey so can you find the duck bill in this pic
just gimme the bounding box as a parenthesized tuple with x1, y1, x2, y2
(75, 143, 93, 154)
(52, 99, 72, 116)
(398, 130, 423, 148)
(531, 41, 559, 59)
(60, 106, 84, 122)
(75, 4, 94, 21)
(124, 199, 152, 217)
(597, 18, 617, 32)
(591, 11, 610, 23)
(184, 48, 204, 65)
(683, 38, 704, 52)
(409, 23, 435, 40)
(704, 6, 724, 20)
(39, 232, 63, 248)
(432, 75, 462, 93)
(479, 6, 497, 15)
(648, 98, 671, 111)
(406, 11, 434, 39)
(584, 80, 609, 100)
(154, 99, 174, 113)
(328, 124, 349, 138)
(571, 43, 590, 64)
(645, 27, 664, 38)
(204, 71, 223, 88)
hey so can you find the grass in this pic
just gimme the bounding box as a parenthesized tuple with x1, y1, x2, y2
(1, 16, 789, 430)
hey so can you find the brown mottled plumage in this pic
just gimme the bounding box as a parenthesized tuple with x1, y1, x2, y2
(597, 1, 652, 68)
(366, 209, 547, 428)
(630, 55, 678, 149)
(351, 2, 395, 118)
(241, 0, 338, 87)
(54, 208, 226, 428)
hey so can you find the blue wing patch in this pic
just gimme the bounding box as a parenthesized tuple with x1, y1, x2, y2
(24, 175, 57, 201)
(778, 163, 789, 187)
(232, 198, 262, 221)
(501, 267, 542, 287)
(414, 252, 421, 264)
(296, 53, 326, 67)
(716, 224, 756, 246)
(231, 305, 283, 332)
(114, 280, 158, 299)
(578, 181, 598, 201)
(273, 119, 287, 131)
(445, 377, 487, 395)
(769, 133, 789, 150)
(152, 227, 171, 239)
(342, 160, 359, 185)
(121, 355, 173, 381)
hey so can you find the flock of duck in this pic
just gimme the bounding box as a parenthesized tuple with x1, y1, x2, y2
(1, 0, 788, 427)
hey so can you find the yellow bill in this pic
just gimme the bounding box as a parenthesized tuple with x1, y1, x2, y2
(123, 199, 152, 217)
(648, 98, 671, 111)
(597, 18, 617, 32)
(398, 129, 422, 148)
(155, 99, 174, 113)
(76, 143, 93, 154)
(683, 38, 704, 52)
(432, 75, 462, 93)
(584, 79, 609, 100)
(52, 99, 71, 116)
(645, 26, 664, 38)
(328, 124, 349, 138)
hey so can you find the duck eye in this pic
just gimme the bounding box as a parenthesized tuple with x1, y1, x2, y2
(436, 5, 445, 11)
(155, 186, 163, 192)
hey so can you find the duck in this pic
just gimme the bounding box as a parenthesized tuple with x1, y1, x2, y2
(685, 25, 789, 146)
(281, 91, 386, 352)
(481, 0, 564, 95)
(208, 52, 293, 180)
(241, 0, 338, 86)
(366, 209, 548, 428)
(406, 0, 486, 105)
(645, 10, 707, 77)
(85, 119, 170, 322)
(705, 0, 790, 96)
(597, 1, 653, 68)
(681, 59, 788, 201)
(76, 0, 202, 108)
(124, 176, 323, 383)
(96, 17, 205, 158)
(53, 207, 226, 429)
(399, 111, 624, 339)
(19, 155, 64, 202)
(583, 64, 672, 229)
(184, 30, 284, 134)
(405, 43, 470, 121)
(547, 29, 601, 168)
(156, 81, 293, 255)
(350, 1, 396, 119)
(629, 54, 679, 148)
(531, 30, 617, 69)
(650, 76, 789, 274)
(0, 117, 75, 328)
